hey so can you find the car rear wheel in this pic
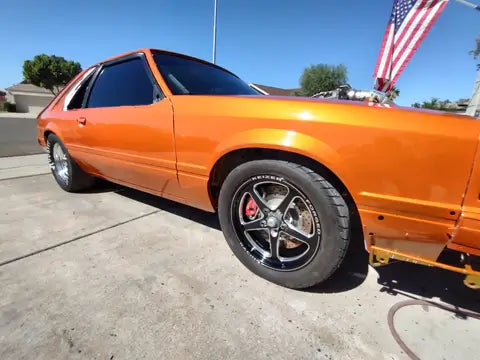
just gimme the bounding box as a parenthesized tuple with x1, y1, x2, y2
(218, 160, 350, 289)
(47, 134, 94, 192)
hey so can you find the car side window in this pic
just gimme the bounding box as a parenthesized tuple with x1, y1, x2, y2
(87, 57, 155, 108)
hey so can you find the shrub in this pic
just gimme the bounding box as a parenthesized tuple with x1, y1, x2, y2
(1, 101, 16, 112)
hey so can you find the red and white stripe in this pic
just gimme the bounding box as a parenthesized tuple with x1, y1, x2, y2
(373, 0, 448, 92)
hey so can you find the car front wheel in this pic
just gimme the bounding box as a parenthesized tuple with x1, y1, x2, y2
(218, 160, 350, 289)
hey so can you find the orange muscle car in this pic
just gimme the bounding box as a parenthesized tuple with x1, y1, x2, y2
(37, 49, 480, 289)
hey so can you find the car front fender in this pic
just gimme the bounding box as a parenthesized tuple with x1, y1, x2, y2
(210, 128, 344, 182)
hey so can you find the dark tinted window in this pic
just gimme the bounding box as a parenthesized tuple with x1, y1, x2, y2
(67, 72, 94, 110)
(88, 57, 154, 108)
(153, 53, 258, 96)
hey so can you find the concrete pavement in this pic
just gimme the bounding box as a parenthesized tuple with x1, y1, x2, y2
(0, 116, 43, 157)
(0, 155, 479, 360)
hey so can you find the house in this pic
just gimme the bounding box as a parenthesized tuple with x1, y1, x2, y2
(251, 83, 299, 96)
(5, 83, 55, 114)
(0, 90, 6, 103)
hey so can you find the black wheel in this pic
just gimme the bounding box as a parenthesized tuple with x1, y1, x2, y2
(47, 134, 94, 192)
(218, 160, 350, 289)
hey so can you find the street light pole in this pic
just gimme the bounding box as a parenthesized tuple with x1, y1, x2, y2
(212, 0, 218, 64)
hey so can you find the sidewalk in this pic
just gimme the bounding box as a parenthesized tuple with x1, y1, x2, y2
(0, 112, 37, 119)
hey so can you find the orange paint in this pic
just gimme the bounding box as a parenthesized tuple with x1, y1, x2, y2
(38, 48, 480, 269)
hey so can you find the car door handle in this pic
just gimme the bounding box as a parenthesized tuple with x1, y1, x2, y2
(77, 117, 87, 126)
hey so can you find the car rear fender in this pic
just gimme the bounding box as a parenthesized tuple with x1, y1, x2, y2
(42, 122, 65, 145)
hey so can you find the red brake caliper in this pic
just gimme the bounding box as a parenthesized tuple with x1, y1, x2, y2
(245, 197, 258, 217)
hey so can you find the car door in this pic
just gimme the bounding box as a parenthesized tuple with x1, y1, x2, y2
(67, 53, 178, 196)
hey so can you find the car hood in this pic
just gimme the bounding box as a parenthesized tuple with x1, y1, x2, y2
(223, 95, 474, 120)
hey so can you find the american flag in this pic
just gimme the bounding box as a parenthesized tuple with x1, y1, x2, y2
(373, 0, 449, 92)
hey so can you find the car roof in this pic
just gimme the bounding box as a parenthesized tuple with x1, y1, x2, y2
(98, 48, 150, 64)
(97, 48, 237, 77)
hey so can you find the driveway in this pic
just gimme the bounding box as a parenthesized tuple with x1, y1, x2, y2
(0, 116, 43, 157)
(0, 155, 479, 360)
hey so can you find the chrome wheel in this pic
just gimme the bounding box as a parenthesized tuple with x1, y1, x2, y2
(52, 143, 69, 183)
(231, 178, 321, 271)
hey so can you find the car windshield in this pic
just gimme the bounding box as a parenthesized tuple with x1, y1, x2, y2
(153, 52, 259, 96)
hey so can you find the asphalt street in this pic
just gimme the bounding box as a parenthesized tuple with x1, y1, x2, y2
(0, 155, 479, 360)
(0, 116, 43, 157)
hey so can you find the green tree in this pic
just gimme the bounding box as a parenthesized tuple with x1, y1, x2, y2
(387, 86, 400, 101)
(421, 98, 440, 109)
(297, 64, 348, 96)
(23, 54, 82, 95)
(412, 98, 459, 111)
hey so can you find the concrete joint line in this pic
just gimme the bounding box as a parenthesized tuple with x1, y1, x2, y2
(0, 173, 51, 181)
(0, 210, 160, 267)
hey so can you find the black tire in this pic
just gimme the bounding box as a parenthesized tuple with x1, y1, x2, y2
(47, 134, 94, 192)
(218, 160, 350, 289)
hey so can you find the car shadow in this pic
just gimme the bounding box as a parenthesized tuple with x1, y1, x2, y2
(116, 186, 221, 230)
(374, 261, 480, 314)
(79, 179, 124, 194)
(106, 185, 480, 311)
(305, 229, 370, 293)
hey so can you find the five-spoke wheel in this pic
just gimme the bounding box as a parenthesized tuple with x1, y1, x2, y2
(219, 160, 350, 289)
(232, 179, 320, 271)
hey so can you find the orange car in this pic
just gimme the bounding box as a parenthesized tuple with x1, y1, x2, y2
(38, 48, 480, 289)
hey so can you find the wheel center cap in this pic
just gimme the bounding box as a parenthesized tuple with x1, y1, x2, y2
(266, 216, 280, 228)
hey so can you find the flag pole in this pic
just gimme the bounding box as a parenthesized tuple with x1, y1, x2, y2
(454, 0, 480, 10)
(212, 0, 218, 64)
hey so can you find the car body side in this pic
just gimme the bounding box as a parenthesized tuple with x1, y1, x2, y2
(37, 48, 480, 263)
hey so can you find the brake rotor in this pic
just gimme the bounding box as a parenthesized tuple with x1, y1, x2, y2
(282, 204, 312, 249)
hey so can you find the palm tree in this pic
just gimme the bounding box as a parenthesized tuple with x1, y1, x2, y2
(387, 86, 400, 101)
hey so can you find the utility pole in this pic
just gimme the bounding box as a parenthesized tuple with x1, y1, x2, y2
(212, 0, 218, 64)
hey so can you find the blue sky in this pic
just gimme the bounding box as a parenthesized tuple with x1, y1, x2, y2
(2, 0, 478, 105)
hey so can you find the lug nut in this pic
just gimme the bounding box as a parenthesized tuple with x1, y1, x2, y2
(263, 208, 270, 213)
(260, 220, 266, 227)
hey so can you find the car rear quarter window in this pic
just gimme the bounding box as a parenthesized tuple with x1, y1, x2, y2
(62, 67, 97, 111)
(87, 57, 155, 108)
